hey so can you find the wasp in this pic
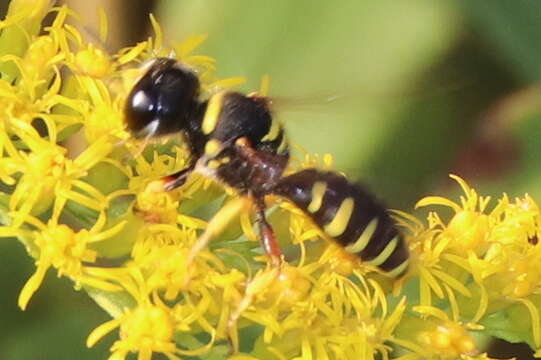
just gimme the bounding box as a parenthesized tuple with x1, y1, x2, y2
(124, 57, 409, 277)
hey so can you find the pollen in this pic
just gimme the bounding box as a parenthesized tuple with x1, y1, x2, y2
(21, 36, 57, 79)
(74, 44, 112, 78)
(419, 322, 478, 359)
(85, 103, 126, 141)
(502, 257, 541, 298)
(264, 264, 312, 309)
(135, 186, 179, 224)
(446, 211, 489, 253)
(321, 243, 359, 276)
(92, 304, 181, 360)
(120, 306, 175, 344)
(142, 246, 190, 300)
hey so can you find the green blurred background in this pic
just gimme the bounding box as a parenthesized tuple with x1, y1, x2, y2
(2, 0, 541, 358)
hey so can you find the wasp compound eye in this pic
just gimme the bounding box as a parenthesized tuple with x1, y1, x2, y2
(124, 58, 200, 138)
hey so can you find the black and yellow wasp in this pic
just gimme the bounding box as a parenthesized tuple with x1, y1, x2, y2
(124, 57, 409, 277)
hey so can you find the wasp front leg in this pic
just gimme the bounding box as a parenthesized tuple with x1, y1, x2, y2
(144, 163, 196, 194)
(162, 164, 195, 191)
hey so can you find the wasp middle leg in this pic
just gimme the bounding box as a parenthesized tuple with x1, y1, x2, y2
(186, 196, 251, 266)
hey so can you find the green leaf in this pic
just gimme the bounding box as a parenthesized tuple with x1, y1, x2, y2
(85, 286, 136, 319)
(481, 304, 536, 349)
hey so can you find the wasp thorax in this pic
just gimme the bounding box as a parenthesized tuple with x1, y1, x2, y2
(124, 58, 200, 138)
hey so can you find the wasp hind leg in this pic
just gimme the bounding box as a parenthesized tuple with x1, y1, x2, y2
(254, 196, 283, 266)
(186, 195, 283, 267)
(228, 196, 283, 333)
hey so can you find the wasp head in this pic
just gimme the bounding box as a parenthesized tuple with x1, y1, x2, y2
(124, 58, 200, 138)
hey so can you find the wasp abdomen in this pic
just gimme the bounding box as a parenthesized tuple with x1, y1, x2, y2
(272, 169, 408, 277)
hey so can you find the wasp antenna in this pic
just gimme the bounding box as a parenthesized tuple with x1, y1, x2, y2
(97, 7, 108, 44)
(259, 74, 271, 97)
(149, 13, 163, 54)
(70, 7, 114, 54)
(167, 48, 177, 59)
(323, 93, 345, 103)
(139, 57, 158, 73)
(120, 138, 149, 165)
(113, 137, 128, 148)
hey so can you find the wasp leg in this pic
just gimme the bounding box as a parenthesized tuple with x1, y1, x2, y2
(119, 137, 149, 165)
(254, 197, 283, 266)
(233, 138, 284, 263)
(227, 197, 283, 335)
(162, 164, 195, 191)
(187, 197, 251, 266)
(227, 265, 280, 345)
(235, 137, 263, 165)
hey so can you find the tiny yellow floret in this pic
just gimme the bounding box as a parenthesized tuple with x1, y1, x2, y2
(75, 45, 112, 78)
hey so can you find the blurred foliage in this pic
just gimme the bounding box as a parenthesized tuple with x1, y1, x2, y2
(3, 0, 541, 359)
(156, 0, 541, 210)
(0, 240, 113, 359)
(157, 0, 461, 209)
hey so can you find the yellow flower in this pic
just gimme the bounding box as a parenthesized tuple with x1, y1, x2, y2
(86, 275, 187, 360)
(3, 1, 541, 359)
(236, 263, 408, 360)
(416, 306, 477, 358)
(86, 262, 234, 360)
(415, 175, 541, 352)
(7, 211, 127, 310)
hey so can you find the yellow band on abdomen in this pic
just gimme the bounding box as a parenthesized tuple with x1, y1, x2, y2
(307, 181, 327, 213)
(324, 197, 354, 238)
(366, 236, 398, 266)
(345, 218, 378, 253)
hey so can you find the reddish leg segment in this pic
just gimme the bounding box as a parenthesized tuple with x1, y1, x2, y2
(162, 164, 195, 191)
(254, 197, 282, 266)
(234, 137, 285, 265)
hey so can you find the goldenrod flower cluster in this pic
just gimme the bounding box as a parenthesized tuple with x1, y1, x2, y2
(1, 1, 540, 359)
